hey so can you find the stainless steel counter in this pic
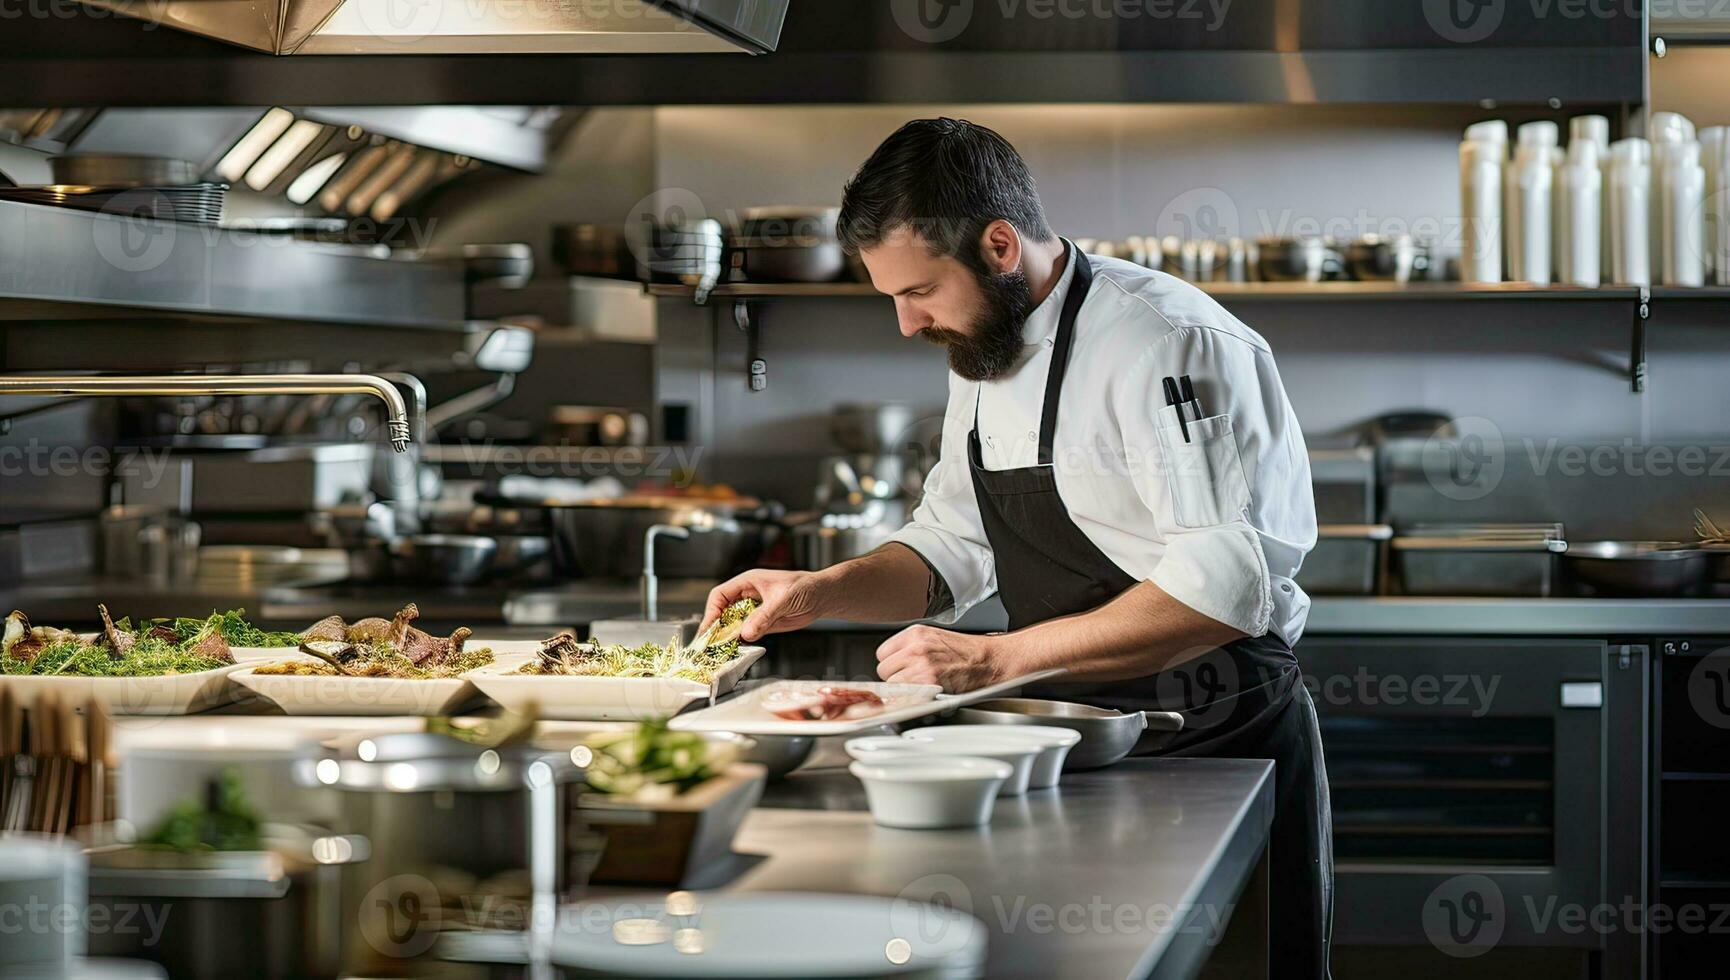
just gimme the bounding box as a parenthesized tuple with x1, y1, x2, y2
(729, 759, 1274, 980)
(8, 574, 1729, 638)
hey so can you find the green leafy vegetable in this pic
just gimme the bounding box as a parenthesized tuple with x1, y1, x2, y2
(162, 609, 301, 648)
(3, 638, 227, 677)
(138, 769, 263, 853)
(581, 719, 735, 800)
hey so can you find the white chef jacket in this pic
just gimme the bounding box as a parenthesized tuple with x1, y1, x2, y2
(888, 248, 1317, 645)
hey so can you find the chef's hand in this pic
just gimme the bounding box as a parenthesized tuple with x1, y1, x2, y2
(876, 625, 1003, 693)
(700, 569, 827, 643)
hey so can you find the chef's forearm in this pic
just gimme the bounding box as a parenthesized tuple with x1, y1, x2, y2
(810, 543, 937, 624)
(996, 581, 1246, 683)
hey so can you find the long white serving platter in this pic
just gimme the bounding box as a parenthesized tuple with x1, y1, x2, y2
(668, 668, 1067, 737)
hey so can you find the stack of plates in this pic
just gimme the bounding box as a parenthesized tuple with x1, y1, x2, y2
(0, 182, 228, 226)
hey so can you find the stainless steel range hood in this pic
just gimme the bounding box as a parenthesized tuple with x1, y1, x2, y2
(79, 0, 787, 56)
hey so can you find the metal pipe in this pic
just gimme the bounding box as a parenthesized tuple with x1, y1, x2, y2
(0, 374, 413, 452)
(641, 523, 691, 622)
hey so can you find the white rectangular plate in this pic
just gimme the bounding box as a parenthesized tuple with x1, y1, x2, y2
(0, 664, 251, 715)
(668, 669, 1067, 737)
(223, 640, 532, 717)
(464, 645, 766, 721)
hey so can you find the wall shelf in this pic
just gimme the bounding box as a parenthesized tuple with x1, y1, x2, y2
(651, 280, 1694, 393)
(648, 280, 1660, 303)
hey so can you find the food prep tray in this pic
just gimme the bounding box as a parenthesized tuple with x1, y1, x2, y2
(1298, 524, 1392, 595)
(465, 645, 766, 721)
(1391, 523, 1567, 597)
(669, 669, 1067, 737)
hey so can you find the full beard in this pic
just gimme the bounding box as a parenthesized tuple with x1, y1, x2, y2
(921, 270, 1035, 383)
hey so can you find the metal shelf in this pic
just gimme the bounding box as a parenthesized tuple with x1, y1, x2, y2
(648, 280, 1658, 303)
(0, 200, 468, 330)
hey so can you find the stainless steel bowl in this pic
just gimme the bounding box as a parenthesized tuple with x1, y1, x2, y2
(953, 698, 1185, 770)
(738, 734, 816, 781)
(1562, 541, 1713, 597)
(389, 533, 500, 586)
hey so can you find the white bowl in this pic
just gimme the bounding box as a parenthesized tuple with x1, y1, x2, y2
(903, 724, 1082, 790)
(844, 734, 1040, 796)
(847, 755, 1012, 829)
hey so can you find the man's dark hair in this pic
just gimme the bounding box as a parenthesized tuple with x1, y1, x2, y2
(837, 118, 1055, 274)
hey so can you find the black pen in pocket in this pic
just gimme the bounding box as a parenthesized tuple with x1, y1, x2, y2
(1179, 375, 1204, 421)
(1162, 376, 1191, 443)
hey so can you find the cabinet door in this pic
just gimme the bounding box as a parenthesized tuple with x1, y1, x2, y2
(1298, 637, 1608, 949)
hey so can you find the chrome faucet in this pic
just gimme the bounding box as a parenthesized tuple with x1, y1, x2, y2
(0, 374, 414, 452)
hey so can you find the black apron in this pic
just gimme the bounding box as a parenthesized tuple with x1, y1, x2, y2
(965, 242, 1333, 979)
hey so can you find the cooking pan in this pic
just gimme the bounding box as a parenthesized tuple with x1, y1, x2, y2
(1562, 541, 1713, 597)
(953, 698, 1185, 770)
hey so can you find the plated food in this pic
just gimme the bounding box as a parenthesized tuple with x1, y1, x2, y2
(252, 604, 493, 679)
(516, 597, 759, 682)
(0, 607, 296, 714)
(2, 606, 299, 677)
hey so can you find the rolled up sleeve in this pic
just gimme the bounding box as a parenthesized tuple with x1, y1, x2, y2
(1114, 323, 1311, 639)
(886, 380, 997, 623)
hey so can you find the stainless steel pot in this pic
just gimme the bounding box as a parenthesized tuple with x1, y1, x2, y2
(1345, 234, 1429, 282)
(953, 698, 1185, 770)
(829, 403, 918, 455)
(1256, 236, 1344, 282)
(488, 495, 772, 580)
(296, 732, 584, 974)
(1562, 541, 1714, 597)
(388, 533, 500, 586)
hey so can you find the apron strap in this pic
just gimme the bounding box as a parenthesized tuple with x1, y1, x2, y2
(1038, 240, 1094, 466)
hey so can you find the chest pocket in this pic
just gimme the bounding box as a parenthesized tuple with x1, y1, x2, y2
(1155, 411, 1253, 529)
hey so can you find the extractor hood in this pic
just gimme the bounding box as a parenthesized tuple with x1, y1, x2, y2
(78, 0, 787, 56)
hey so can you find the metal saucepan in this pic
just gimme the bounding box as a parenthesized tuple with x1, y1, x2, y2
(1562, 541, 1714, 597)
(954, 698, 1185, 770)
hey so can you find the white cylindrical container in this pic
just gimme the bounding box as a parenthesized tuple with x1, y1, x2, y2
(1558, 140, 1603, 287)
(1460, 138, 1505, 283)
(1609, 138, 1652, 287)
(1572, 115, 1612, 276)
(1465, 119, 1509, 146)
(1506, 123, 1558, 284)
(1649, 112, 1696, 272)
(1663, 140, 1706, 287)
(1701, 127, 1730, 283)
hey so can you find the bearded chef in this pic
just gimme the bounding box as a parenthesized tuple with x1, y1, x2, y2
(700, 118, 1331, 977)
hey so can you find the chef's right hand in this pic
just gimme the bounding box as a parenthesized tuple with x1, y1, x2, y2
(700, 569, 826, 642)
